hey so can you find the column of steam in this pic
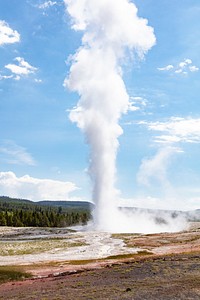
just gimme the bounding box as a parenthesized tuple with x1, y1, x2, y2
(64, 0, 156, 231)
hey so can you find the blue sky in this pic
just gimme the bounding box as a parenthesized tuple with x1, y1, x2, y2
(0, 0, 200, 211)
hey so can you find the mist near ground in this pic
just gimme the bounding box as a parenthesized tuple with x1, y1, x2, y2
(76, 207, 187, 234)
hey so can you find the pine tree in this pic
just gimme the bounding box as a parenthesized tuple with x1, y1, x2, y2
(0, 212, 7, 226)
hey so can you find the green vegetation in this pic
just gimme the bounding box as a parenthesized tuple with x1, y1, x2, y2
(58, 251, 154, 266)
(0, 196, 92, 227)
(105, 251, 153, 260)
(0, 266, 32, 284)
(0, 239, 86, 256)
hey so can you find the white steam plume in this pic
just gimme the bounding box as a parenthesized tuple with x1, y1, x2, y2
(64, 0, 156, 231)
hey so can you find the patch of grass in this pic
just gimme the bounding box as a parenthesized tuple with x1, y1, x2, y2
(137, 250, 153, 256)
(67, 253, 151, 265)
(0, 239, 86, 256)
(105, 251, 153, 260)
(112, 233, 140, 238)
(66, 259, 99, 265)
(63, 250, 153, 264)
(29, 250, 154, 268)
(0, 266, 32, 284)
(106, 253, 137, 260)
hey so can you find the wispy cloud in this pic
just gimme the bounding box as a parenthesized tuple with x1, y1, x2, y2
(0, 171, 79, 201)
(0, 20, 20, 46)
(143, 117, 200, 144)
(0, 74, 13, 80)
(34, 78, 43, 83)
(127, 96, 148, 112)
(0, 140, 36, 166)
(137, 146, 180, 187)
(136, 144, 185, 212)
(119, 194, 200, 211)
(157, 65, 174, 71)
(136, 117, 200, 206)
(188, 65, 199, 72)
(5, 57, 37, 80)
(128, 102, 139, 112)
(158, 58, 199, 75)
(37, 1, 57, 9)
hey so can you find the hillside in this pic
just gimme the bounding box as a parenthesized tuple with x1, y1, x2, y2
(0, 196, 92, 227)
(0, 196, 93, 210)
(38, 200, 94, 210)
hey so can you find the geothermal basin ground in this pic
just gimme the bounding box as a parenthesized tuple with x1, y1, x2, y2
(0, 223, 199, 299)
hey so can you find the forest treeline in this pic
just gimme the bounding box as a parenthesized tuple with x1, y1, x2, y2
(0, 196, 92, 227)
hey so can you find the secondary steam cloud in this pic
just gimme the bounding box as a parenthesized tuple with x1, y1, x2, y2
(64, 0, 185, 233)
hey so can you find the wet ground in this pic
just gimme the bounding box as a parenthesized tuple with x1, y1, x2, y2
(0, 223, 199, 299)
(0, 227, 140, 266)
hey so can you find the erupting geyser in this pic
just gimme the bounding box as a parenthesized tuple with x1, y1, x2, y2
(64, 0, 157, 232)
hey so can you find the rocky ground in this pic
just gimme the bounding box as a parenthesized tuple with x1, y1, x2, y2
(0, 222, 199, 299)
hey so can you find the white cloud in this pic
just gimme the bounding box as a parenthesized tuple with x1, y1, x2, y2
(128, 101, 139, 112)
(136, 118, 200, 210)
(14, 75, 21, 81)
(0, 171, 79, 201)
(158, 58, 199, 75)
(130, 96, 148, 106)
(139, 117, 200, 145)
(0, 74, 13, 80)
(175, 69, 184, 74)
(0, 140, 36, 166)
(135, 146, 189, 213)
(184, 58, 192, 65)
(157, 65, 174, 71)
(5, 57, 37, 80)
(119, 194, 200, 211)
(137, 146, 179, 187)
(38, 1, 57, 9)
(189, 65, 199, 72)
(0, 20, 20, 46)
(179, 58, 192, 68)
(154, 135, 182, 144)
(127, 96, 148, 112)
(145, 117, 200, 144)
(34, 78, 43, 83)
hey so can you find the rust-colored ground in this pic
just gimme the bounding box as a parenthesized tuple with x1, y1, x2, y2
(0, 223, 199, 300)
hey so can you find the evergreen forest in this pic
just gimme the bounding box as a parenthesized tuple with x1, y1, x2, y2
(0, 196, 92, 227)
